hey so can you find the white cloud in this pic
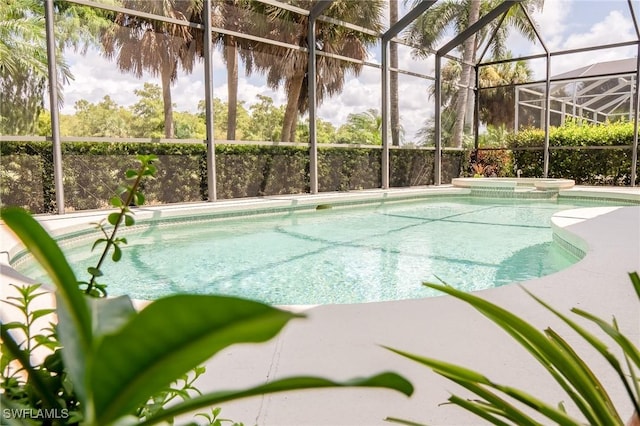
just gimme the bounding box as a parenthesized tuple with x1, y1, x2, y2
(532, 0, 573, 50)
(563, 10, 635, 50)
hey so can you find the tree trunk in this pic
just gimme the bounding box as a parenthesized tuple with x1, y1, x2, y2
(390, 0, 400, 146)
(161, 64, 175, 138)
(281, 72, 305, 142)
(226, 36, 238, 140)
(451, 0, 480, 148)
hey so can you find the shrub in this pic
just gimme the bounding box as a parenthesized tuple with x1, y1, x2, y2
(508, 121, 638, 185)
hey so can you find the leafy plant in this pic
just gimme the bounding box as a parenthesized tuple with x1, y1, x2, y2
(0, 156, 413, 425)
(386, 273, 640, 426)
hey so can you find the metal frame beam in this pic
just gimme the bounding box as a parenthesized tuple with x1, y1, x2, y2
(437, 1, 522, 57)
(203, 0, 217, 200)
(45, 0, 64, 214)
(433, 1, 522, 185)
(382, 0, 437, 42)
(629, 0, 640, 186)
(307, 1, 331, 194)
(382, 0, 437, 189)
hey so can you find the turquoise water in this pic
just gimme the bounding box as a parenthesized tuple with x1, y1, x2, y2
(18, 197, 590, 304)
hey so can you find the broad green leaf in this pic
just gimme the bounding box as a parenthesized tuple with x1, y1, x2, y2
(125, 169, 137, 179)
(56, 292, 90, 405)
(0, 209, 91, 351)
(140, 373, 414, 426)
(87, 296, 136, 341)
(91, 295, 304, 424)
(108, 212, 121, 226)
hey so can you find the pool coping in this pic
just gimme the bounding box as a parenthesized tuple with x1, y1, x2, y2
(1, 185, 639, 425)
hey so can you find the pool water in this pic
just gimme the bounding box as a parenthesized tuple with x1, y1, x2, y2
(18, 197, 589, 304)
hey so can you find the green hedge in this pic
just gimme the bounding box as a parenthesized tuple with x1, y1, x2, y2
(508, 121, 639, 185)
(0, 141, 464, 213)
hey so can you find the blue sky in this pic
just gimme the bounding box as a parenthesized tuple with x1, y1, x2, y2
(59, 0, 640, 142)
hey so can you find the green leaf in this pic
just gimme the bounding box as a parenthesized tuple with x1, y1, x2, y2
(0, 208, 91, 353)
(125, 169, 137, 179)
(124, 214, 134, 227)
(135, 192, 145, 206)
(140, 373, 414, 426)
(91, 295, 304, 424)
(385, 416, 428, 426)
(87, 267, 103, 277)
(112, 244, 122, 262)
(31, 308, 56, 321)
(108, 212, 121, 226)
(629, 272, 640, 301)
(91, 238, 108, 252)
(87, 296, 136, 341)
(110, 196, 123, 208)
(1, 325, 62, 411)
(422, 282, 621, 425)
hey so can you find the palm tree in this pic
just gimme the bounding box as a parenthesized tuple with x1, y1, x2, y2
(0, 0, 107, 134)
(406, 0, 544, 147)
(390, 0, 400, 146)
(248, 0, 384, 142)
(479, 58, 532, 129)
(211, 0, 256, 140)
(419, 57, 532, 144)
(102, 0, 203, 138)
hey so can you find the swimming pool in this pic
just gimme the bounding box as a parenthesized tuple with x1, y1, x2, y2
(15, 196, 603, 305)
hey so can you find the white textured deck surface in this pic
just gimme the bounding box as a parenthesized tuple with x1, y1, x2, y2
(1, 186, 639, 425)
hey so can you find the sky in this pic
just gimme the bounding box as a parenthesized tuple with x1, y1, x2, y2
(58, 0, 640, 142)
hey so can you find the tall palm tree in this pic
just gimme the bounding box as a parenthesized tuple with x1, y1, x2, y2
(102, 0, 203, 138)
(406, 0, 544, 147)
(390, 0, 400, 146)
(248, 0, 384, 142)
(211, 0, 255, 140)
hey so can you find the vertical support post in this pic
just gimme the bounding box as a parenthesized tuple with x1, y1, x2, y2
(203, 0, 217, 200)
(514, 85, 519, 132)
(434, 55, 442, 185)
(308, 14, 319, 194)
(381, 39, 390, 189)
(473, 64, 480, 164)
(631, 46, 640, 186)
(44, 0, 64, 214)
(543, 53, 551, 178)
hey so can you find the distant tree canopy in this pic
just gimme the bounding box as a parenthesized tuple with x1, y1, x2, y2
(35, 87, 393, 146)
(0, 0, 112, 135)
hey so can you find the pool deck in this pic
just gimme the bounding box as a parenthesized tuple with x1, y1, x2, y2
(1, 185, 639, 425)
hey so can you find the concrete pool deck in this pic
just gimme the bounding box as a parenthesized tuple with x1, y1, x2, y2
(1, 185, 639, 425)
